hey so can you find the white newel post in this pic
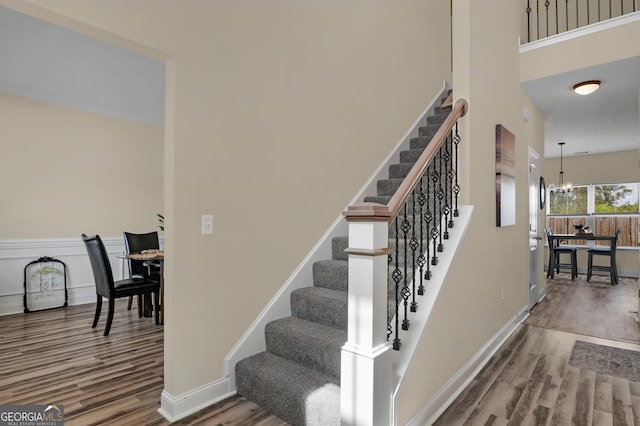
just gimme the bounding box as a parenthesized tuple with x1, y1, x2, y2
(341, 205, 394, 426)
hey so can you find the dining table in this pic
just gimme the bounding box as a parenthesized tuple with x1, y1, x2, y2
(547, 233, 617, 280)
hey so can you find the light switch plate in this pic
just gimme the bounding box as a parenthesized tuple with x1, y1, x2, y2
(202, 215, 214, 235)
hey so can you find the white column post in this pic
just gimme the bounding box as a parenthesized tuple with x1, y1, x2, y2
(341, 204, 394, 426)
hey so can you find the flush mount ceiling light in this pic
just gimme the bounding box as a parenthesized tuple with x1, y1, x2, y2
(573, 80, 601, 95)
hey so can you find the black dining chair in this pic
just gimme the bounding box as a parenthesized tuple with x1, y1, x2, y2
(123, 231, 161, 312)
(587, 229, 622, 285)
(82, 234, 160, 336)
(545, 228, 577, 279)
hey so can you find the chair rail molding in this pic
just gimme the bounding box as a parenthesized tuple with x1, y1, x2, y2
(0, 236, 147, 315)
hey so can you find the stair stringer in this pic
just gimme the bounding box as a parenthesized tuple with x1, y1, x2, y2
(390, 205, 474, 425)
(225, 81, 451, 391)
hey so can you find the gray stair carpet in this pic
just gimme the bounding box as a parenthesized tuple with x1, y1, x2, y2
(235, 89, 452, 426)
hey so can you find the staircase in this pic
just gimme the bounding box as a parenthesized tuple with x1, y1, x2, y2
(235, 90, 453, 426)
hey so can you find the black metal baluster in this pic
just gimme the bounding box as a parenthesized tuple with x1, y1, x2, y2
(445, 133, 454, 230)
(430, 160, 440, 264)
(453, 123, 461, 218)
(537, 0, 541, 40)
(545, 0, 550, 37)
(556, 0, 560, 34)
(387, 247, 392, 343)
(587, 0, 591, 23)
(437, 147, 445, 252)
(442, 141, 450, 240)
(430, 159, 440, 266)
(392, 217, 401, 350)
(409, 190, 419, 313)
(401, 204, 411, 331)
(417, 178, 427, 295)
(527, 0, 532, 42)
(576, 0, 579, 29)
(425, 163, 434, 276)
(609, 0, 612, 19)
(566, 0, 569, 31)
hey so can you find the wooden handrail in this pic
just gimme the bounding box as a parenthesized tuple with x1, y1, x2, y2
(343, 98, 468, 223)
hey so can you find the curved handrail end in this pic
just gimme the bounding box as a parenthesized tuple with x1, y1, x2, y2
(455, 98, 469, 117)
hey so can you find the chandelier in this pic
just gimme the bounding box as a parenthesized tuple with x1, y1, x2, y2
(548, 142, 572, 194)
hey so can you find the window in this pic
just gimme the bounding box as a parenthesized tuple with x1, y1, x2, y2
(548, 185, 588, 215)
(594, 183, 639, 214)
(548, 182, 639, 248)
(593, 183, 639, 247)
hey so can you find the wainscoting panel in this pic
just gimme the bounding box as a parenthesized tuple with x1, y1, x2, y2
(0, 237, 131, 316)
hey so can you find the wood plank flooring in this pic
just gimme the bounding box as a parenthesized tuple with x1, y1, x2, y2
(434, 275, 640, 425)
(524, 274, 640, 343)
(2, 275, 638, 425)
(0, 300, 288, 426)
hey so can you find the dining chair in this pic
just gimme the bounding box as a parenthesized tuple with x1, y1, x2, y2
(123, 231, 161, 312)
(587, 229, 622, 285)
(82, 234, 160, 336)
(545, 228, 577, 279)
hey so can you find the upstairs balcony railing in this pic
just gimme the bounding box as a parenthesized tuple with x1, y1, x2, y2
(525, 0, 639, 42)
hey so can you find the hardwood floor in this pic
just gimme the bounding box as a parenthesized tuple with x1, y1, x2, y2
(2, 275, 638, 425)
(0, 300, 288, 426)
(524, 274, 640, 343)
(434, 274, 640, 425)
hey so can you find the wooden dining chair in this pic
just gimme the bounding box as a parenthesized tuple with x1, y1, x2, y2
(82, 234, 160, 336)
(587, 229, 622, 285)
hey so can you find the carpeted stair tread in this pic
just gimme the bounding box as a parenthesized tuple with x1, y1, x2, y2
(313, 259, 348, 291)
(427, 113, 447, 125)
(377, 176, 429, 197)
(434, 105, 450, 115)
(363, 195, 391, 205)
(377, 178, 404, 197)
(400, 148, 426, 164)
(291, 286, 347, 330)
(266, 317, 346, 379)
(418, 123, 442, 137)
(389, 162, 415, 179)
(410, 134, 436, 150)
(236, 351, 340, 426)
(332, 236, 349, 261)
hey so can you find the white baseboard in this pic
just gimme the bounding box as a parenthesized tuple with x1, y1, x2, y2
(406, 308, 529, 426)
(158, 377, 233, 422)
(0, 286, 96, 315)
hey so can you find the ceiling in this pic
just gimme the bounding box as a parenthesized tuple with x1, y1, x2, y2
(522, 56, 640, 159)
(0, 6, 164, 127)
(1, 6, 638, 157)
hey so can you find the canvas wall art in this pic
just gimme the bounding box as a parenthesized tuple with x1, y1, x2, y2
(496, 124, 516, 227)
